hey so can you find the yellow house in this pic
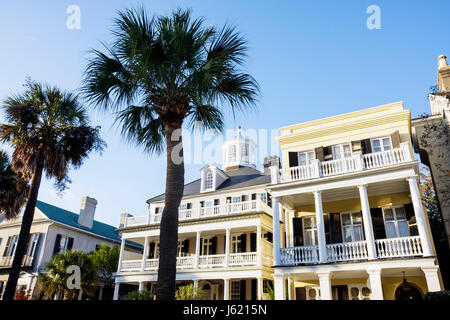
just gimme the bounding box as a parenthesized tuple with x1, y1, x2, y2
(266, 101, 443, 300)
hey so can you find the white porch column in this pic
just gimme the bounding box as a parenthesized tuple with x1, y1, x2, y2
(422, 266, 442, 292)
(195, 231, 201, 268)
(318, 272, 332, 300)
(313, 191, 328, 263)
(367, 268, 383, 300)
(257, 277, 263, 300)
(141, 236, 149, 271)
(274, 274, 286, 300)
(113, 283, 120, 300)
(272, 196, 281, 265)
(138, 281, 144, 292)
(257, 225, 262, 267)
(288, 210, 295, 247)
(224, 279, 230, 300)
(117, 239, 125, 272)
(225, 228, 231, 267)
(407, 176, 434, 257)
(358, 185, 377, 260)
(287, 277, 292, 300)
(193, 280, 199, 295)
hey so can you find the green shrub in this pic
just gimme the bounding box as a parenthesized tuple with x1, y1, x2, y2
(175, 284, 204, 300)
(424, 290, 450, 300)
(125, 289, 154, 300)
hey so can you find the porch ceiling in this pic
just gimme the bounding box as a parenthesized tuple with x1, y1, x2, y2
(280, 178, 410, 209)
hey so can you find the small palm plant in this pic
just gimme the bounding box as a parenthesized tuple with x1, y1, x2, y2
(175, 283, 204, 300)
(83, 7, 259, 300)
(0, 80, 105, 300)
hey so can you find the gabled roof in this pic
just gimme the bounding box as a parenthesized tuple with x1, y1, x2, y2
(36, 200, 121, 243)
(147, 166, 271, 203)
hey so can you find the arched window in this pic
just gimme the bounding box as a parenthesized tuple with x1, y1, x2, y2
(205, 170, 213, 190)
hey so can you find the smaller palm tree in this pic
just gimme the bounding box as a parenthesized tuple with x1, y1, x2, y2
(0, 79, 105, 300)
(40, 250, 98, 300)
(0, 150, 29, 218)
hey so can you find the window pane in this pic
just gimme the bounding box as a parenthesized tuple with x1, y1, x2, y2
(385, 222, 397, 238)
(353, 226, 363, 241)
(343, 144, 352, 157)
(344, 226, 353, 242)
(395, 207, 406, 220)
(304, 217, 312, 229)
(398, 221, 409, 237)
(372, 140, 380, 148)
(384, 209, 394, 221)
(352, 212, 362, 224)
(342, 213, 351, 225)
(382, 138, 391, 149)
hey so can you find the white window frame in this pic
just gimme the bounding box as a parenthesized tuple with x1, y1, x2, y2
(382, 206, 410, 238)
(332, 143, 352, 160)
(205, 170, 214, 190)
(231, 280, 241, 300)
(8, 235, 19, 257)
(370, 136, 392, 153)
(231, 234, 242, 253)
(303, 216, 318, 246)
(201, 237, 213, 256)
(231, 196, 241, 203)
(297, 150, 315, 166)
(177, 240, 186, 257)
(27, 233, 39, 257)
(340, 211, 365, 242)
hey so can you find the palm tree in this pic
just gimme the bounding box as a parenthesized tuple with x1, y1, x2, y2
(0, 150, 29, 218)
(0, 80, 105, 300)
(82, 8, 259, 299)
(40, 250, 98, 300)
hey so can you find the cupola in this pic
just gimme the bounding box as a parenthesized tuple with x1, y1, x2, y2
(222, 126, 257, 171)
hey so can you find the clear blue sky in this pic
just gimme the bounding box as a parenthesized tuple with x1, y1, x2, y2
(1, 1, 449, 227)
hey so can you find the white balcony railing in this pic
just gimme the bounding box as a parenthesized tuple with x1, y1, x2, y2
(229, 252, 258, 266)
(280, 246, 319, 265)
(126, 215, 148, 227)
(375, 236, 423, 258)
(276, 143, 411, 184)
(326, 241, 368, 262)
(199, 254, 226, 268)
(0, 255, 34, 268)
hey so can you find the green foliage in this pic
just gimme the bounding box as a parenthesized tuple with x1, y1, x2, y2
(125, 289, 154, 300)
(90, 243, 120, 287)
(0, 150, 29, 219)
(424, 290, 450, 300)
(39, 250, 98, 300)
(265, 280, 275, 300)
(175, 284, 204, 300)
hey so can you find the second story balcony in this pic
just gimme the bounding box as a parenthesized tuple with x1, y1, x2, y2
(124, 198, 272, 228)
(271, 142, 412, 185)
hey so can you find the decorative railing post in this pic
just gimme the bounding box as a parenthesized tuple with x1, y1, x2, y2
(400, 142, 411, 161)
(311, 159, 321, 178)
(270, 166, 280, 184)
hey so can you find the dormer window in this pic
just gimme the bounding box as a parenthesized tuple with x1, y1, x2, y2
(205, 170, 213, 190)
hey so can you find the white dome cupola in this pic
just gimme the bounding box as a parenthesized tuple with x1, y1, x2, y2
(222, 126, 257, 170)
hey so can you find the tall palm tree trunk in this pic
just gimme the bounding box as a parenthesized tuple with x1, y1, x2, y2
(156, 122, 185, 300)
(3, 158, 44, 300)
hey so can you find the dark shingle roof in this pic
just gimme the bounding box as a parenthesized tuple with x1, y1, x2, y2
(147, 166, 271, 202)
(35, 201, 141, 249)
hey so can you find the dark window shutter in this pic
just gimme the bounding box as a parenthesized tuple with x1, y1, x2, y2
(53, 234, 61, 255)
(391, 130, 401, 148)
(267, 232, 273, 243)
(200, 201, 204, 207)
(182, 239, 189, 254)
(351, 141, 362, 153)
(210, 237, 217, 255)
(323, 146, 332, 160)
(251, 193, 256, 201)
(267, 194, 272, 208)
(240, 280, 246, 300)
(329, 213, 342, 244)
(251, 279, 257, 300)
(67, 237, 74, 250)
(324, 215, 331, 244)
(296, 287, 307, 300)
(3, 236, 12, 256)
(241, 195, 246, 202)
(214, 199, 220, 206)
(250, 233, 256, 252)
(371, 208, 386, 239)
(149, 242, 155, 259)
(226, 197, 231, 203)
(240, 234, 247, 252)
(315, 147, 324, 162)
(187, 203, 192, 209)
(361, 139, 372, 154)
(288, 152, 298, 167)
(293, 218, 303, 246)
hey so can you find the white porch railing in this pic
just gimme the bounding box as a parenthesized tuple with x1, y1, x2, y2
(121, 260, 142, 271)
(177, 256, 196, 269)
(0, 256, 34, 268)
(276, 144, 411, 184)
(145, 258, 159, 270)
(375, 236, 423, 258)
(326, 241, 368, 262)
(198, 254, 226, 268)
(229, 252, 258, 266)
(179, 209, 193, 220)
(280, 246, 319, 265)
(126, 215, 148, 227)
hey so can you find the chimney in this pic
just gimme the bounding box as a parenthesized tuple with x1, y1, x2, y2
(119, 212, 133, 228)
(264, 155, 281, 175)
(78, 196, 97, 229)
(438, 55, 450, 93)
